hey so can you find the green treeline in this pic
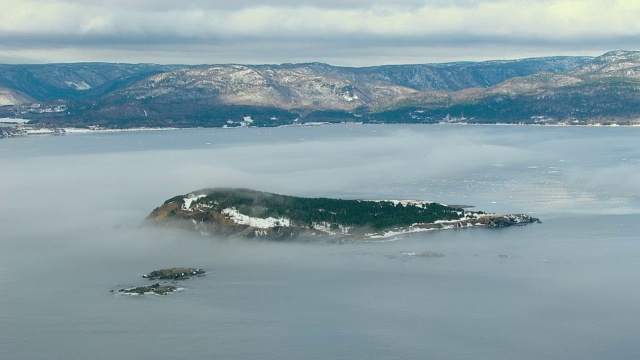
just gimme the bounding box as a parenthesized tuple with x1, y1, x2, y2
(186, 188, 461, 230)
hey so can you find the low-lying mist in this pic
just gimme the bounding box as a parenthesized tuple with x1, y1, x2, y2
(2, 124, 640, 360)
(0, 125, 638, 256)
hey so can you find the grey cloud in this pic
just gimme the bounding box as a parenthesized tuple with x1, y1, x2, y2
(0, 0, 638, 65)
(1, 31, 634, 67)
(59, 0, 457, 11)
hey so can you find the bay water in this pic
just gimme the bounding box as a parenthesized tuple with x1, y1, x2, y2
(1, 124, 639, 359)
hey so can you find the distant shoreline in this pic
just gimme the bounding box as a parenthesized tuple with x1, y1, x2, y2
(2, 121, 640, 139)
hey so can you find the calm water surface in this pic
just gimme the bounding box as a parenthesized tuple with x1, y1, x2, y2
(1, 125, 639, 359)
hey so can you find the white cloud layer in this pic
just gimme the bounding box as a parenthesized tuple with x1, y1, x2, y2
(1, 0, 639, 64)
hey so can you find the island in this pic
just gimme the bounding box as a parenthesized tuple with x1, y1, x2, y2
(113, 268, 205, 296)
(142, 267, 205, 280)
(118, 284, 178, 296)
(147, 188, 540, 240)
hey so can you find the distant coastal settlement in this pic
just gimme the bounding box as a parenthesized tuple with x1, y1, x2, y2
(1, 117, 637, 139)
(0, 119, 179, 138)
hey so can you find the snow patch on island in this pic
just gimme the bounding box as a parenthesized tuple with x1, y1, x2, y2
(183, 194, 207, 210)
(311, 221, 352, 235)
(343, 93, 359, 102)
(364, 199, 436, 208)
(65, 81, 92, 91)
(222, 208, 291, 229)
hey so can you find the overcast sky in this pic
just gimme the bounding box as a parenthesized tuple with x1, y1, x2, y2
(1, 0, 639, 66)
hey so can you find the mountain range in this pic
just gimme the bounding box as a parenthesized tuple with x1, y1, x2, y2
(1, 50, 639, 128)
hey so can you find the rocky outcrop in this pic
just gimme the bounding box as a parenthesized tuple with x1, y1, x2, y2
(473, 214, 542, 228)
(118, 284, 177, 296)
(142, 268, 205, 280)
(114, 267, 204, 296)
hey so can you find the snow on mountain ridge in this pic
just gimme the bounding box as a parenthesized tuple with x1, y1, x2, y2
(64, 81, 92, 91)
(568, 50, 640, 79)
(123, 64, 377, 110)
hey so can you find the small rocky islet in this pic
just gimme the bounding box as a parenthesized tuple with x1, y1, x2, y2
(115, 267, 205, 296)
(118, 283, 178, 296)
(142, 267, 205, 280)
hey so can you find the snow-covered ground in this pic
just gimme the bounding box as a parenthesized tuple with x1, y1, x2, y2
(0, 118, 30, 124)
(363, 199, 444, 208)
(311, 222, 351, 235)
(183, 194, 207, 210)
(222, 208, 291, 229)
(63, 127, 180, 133)
(25, 128, 55, 135)
(64, 81, 92, 91)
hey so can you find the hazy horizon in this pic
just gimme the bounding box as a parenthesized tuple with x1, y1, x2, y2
(1, 1, 639, 66)
(0, 51, 606, 67)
